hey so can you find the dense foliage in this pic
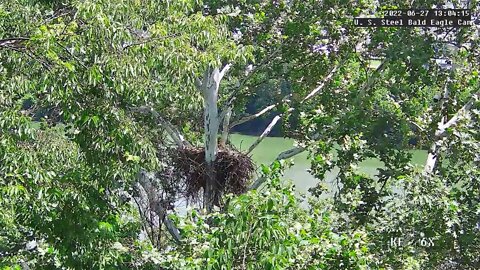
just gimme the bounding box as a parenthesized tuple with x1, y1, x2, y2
(1, 0, 480, 269)
(163, 163, 374, 270)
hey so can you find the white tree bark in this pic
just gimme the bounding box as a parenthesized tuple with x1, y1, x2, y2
(423, 143, 438, 175)
(203, 68, 220, 166)
(300, 62, 342, 103)
(424, 81, 449, 174)
(244, 111, 285, 154)
(198, 64, 231, 211)
(424, 86, 480, 174)
(230, 104, 277, 129)
(243, 62, 345, 154)
(435, 89, 480, 138)
(246, 59, 389, 190)
(231, 60, 345, 131)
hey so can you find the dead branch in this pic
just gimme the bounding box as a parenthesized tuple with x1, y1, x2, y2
(435, 88, 480, 138)
(0, 37, 29, 48)
(424, 82, 480, 174)
(246, 115, 283, 155)
(248, 145, 306, 190)
(130, 106, 191, 148)
(230, 104, 277, 129)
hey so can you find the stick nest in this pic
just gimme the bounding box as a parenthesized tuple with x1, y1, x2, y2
(171, 146, 255, 201)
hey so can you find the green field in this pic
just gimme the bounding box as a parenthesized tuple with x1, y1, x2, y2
(230, 134, 428, 194)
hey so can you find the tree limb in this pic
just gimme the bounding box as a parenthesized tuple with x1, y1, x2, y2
(424, 80, 450, 174)
(243, 59, 345, 154)
(130, 106, 190, 148)
(223, 41, 359, 131)
(248, 145, 307, 190)
(135, 170, 182, 244)
(300, 60, 344, 103)
(164, 215, 182, 244)
(354, 59, 388, 104)
(218, 63, 232, 81)
(246, 115, 282, 155)
(248, 63, 386, 190)
(0, 37, 29, 48)
(230, 104, 277, 129)
(435, 88, 480, 138)
(230, 58, 346, 131)
(424, 83, 479, 174)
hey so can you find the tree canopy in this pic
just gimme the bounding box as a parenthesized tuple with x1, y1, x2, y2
(1, 0, 480, 269)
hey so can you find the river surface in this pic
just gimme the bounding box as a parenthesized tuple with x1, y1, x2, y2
(230, 134, 428, 194)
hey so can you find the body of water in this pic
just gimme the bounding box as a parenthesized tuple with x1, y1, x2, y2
(230, 134, 428, 194)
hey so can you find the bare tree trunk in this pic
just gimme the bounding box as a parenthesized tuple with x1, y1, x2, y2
(424, 80, 450, 174)
(424, 143, 438, 175)
(198, 64, 231, 212)
(202, 67, 220, 212)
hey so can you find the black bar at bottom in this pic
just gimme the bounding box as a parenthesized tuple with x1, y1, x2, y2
(354, 17, 473, 27)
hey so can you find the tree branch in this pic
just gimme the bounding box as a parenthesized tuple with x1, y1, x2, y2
(242, 59, 346, 153)
(230, 104, 277, 129)
(248, 145, 307, 190)
(300, 60, 344, 103)
(424, 80, 450, 174)
(0, 37, 29, 48)
(135, 170, 182, 244)
(164, 215, 182, 244)
(248, 64, 384, 189)
(424, 83, 479, 174)
(130, 106, 190, 148)
(354, 59, 388, 104)
(246, 115, 282, 155)
(230, 58, 346, 131)
(435, 88, 480, 138)
(218, 63, 232, 81)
